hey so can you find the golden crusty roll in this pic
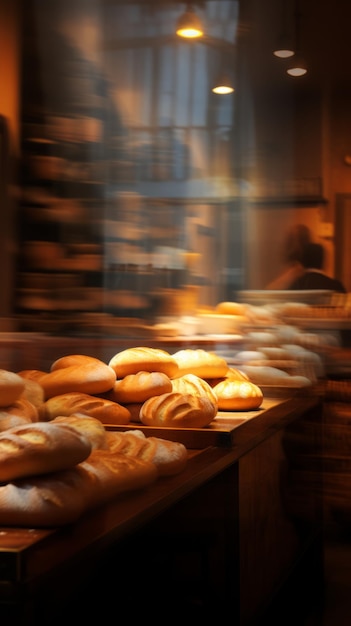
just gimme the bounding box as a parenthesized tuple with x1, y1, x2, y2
(108, 347, 179, 378)
(41, 391, 131, 425)
(106, 429, 188, 476)
(0, 449, 157, 527)
(0, 370, 25, 407)
(171, 348, 229, 379)
(140, 391, 217, 428)
(212, 379, 263, 411)
(0, 421, 92, 483)
(171, 373, 218, 410)
(104, 370, 173, 404)
(38, 357, 116, 400)
(51, 414, 108, 450)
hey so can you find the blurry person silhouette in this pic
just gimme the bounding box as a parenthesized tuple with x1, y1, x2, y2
(289, 242, 346, 293)
(266, 223, 312, 289)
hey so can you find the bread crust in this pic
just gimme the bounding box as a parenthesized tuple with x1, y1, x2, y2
(171, 373, 218, 409)
(172, 349, 229, 379)
(51, 414, 108, 450)
(140, 391, 217, 428)
(108, 347, 179, 378)
(39, 361, 116, 399)
(0, 422, 92, 482)
(42, 391, 131, 425)
(104, 371, 172, 404)
(105, 429, 188, 476)
(213, 379, 263, 410)
(0, 450, 157, 527)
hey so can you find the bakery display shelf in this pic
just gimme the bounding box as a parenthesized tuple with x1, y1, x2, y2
(106, 395, 318, 449)
(0, 445, 234, 582)
(282, 317, 351, 330)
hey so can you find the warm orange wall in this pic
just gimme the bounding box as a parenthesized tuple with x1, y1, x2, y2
(0, 0, 20, 318)
(0, 0, 21, 156)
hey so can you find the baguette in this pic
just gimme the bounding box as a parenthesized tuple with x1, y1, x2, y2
(0, 422, 92, 482)
(0, 450, 157, 527)
(41, 391, 131, 425)
(105, 429, 188, 476)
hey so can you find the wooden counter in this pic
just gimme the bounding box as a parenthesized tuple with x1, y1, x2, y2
(0, 394, 324, 626)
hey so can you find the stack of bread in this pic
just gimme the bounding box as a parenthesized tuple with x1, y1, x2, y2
(0, 349, 265, 527)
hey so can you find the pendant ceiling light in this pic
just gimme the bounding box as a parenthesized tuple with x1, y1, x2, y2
(286, 1, 307, 76)
(273, 0, 295, 58)
(212, 71, 235, 94)
(273, 35, 295, 59)
(176, 4, 204, 39)
(287, 54, 307, 76)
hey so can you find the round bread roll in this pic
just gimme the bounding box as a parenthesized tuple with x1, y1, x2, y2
(140, 391, 217, 428)
(108, 347, 179, 378)
(171, 373, 218, 409)
(171, 349, 229, 379)
(41, 392, 131, 425)
(0, 421, 92, 482)
(0, 370, 25, 407)
(104, 371, 172, 404)
(51, 414, 108, 450)
(213, 379, 263, 411)
(38, 358, 116, 400)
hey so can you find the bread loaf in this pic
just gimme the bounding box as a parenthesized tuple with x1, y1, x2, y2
(104, 370, 172, 404)
(41, 392, 131, 425)
(140, 391, 217, 428)
(213, 379, 264, 410)
(0, 370, 25, 407)
(39, 356, 116, 399)
(171, 349, 229, 379)
(0, 450, 157, 527)
(106, 429, 188, 476)
(0, 422, 92, 482)
(108, 347, 179, 378)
